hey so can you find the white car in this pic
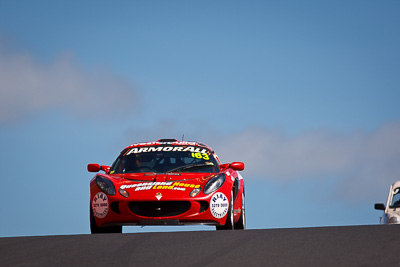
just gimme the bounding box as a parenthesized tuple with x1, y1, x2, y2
(375, 180, 400, 224)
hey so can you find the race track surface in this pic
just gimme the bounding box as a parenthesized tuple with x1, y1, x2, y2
(1, 225, 399, 266)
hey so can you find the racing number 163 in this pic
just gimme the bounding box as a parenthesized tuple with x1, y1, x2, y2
(191, 152, 209, 160)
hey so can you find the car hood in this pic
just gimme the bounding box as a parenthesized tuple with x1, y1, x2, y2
(109, 172, 216, 182)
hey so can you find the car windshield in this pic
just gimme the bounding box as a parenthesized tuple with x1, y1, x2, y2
(390, 187, 400, 208)
(110, 145, 219, 174)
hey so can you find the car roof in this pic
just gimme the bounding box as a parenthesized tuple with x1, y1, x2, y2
(123, 139, 214, 152)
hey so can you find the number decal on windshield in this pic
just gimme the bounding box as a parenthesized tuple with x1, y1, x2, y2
(191, 152, 209, 160)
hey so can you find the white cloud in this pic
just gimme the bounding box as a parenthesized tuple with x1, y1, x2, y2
(211, 122, 400, 201)
(0, 46, 137, 123)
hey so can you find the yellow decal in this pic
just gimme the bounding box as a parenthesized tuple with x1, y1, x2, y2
(121, 181, 200, 192)
(191, 152, 209, 160)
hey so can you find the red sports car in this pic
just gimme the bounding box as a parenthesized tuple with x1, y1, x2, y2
(88, 139, 245, 233)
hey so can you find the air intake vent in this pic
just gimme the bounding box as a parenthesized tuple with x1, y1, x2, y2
(129, 201, 191, 217)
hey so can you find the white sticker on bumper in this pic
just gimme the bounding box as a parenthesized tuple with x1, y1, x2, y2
(210, 192, 229, 219)
(92, 192, 109, 218)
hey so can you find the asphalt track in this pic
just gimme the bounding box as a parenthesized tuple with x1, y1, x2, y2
(1, 225, 399, 266)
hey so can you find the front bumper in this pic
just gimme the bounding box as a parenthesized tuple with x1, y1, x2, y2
(91, 189, 228, 227)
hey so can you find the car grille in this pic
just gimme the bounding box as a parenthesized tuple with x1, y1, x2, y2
(129, 201, 191, 217)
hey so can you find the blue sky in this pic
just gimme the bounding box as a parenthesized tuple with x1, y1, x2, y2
(1, 1, 400, 237)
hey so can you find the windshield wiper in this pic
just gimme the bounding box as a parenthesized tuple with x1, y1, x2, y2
(166, 164, 213, 173)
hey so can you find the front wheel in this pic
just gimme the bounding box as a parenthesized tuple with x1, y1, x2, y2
(216, 191, 234, 230)
(90, 205, 122, 234)
(234, 192, 245, 230)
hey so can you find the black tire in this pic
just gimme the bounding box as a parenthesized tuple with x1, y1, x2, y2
(90, 205, 122, 234)
(216, 191, 234, 230)
(234, 192, 245, 230)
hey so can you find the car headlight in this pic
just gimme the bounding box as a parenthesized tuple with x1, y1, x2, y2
(203, 174, 226, 195)
(96, 176, 116, 196)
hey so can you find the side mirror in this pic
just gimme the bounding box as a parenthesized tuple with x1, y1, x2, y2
(219, 162, 245, 171)
(374, 203, 385, 210)
(219, 163, 229, 171)
(88, 163, 101, 172)
(101, 165, 111, 174)
(87, 164, 111, 173)
(230, 162, 244, 171)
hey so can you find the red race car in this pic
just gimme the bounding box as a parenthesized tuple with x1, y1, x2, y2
(88, 139, 245, 233)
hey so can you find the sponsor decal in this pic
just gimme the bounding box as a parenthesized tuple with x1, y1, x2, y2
(126, 146, 208, 156)
(120, 182, 200, 192)
(156, 192, 162, 200)
(129, 141, 199, 147)
(210, 192, 229, 219)
(92, 192, 109, 218)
